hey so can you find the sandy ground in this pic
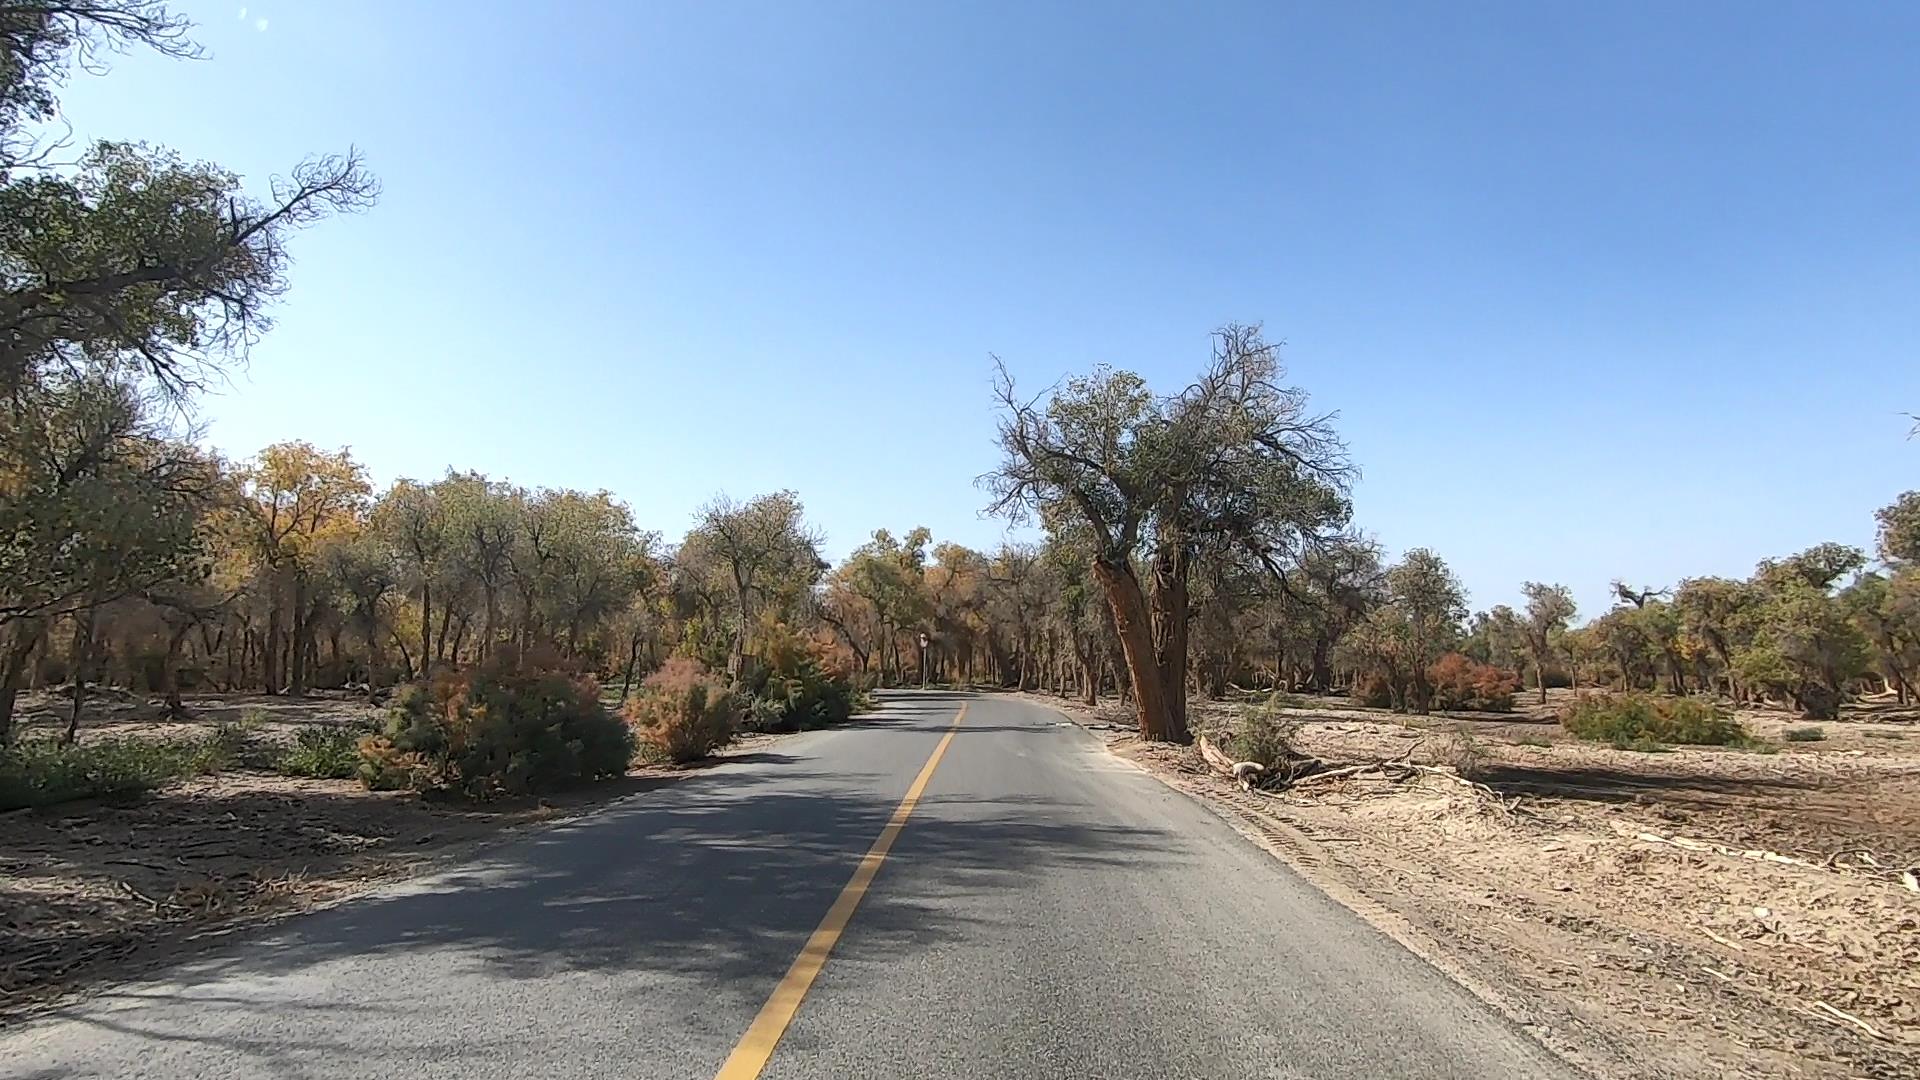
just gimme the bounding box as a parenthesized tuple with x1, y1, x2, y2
(1013, 690, 1920, 1080)
(0, 692, 787, 1025)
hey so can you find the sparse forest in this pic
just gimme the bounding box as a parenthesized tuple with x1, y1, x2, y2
(4, 7, 1919, 1075)
(3, 4, 1917, 773)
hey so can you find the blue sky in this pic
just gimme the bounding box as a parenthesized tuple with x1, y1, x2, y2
(57, 1, 1920, 619)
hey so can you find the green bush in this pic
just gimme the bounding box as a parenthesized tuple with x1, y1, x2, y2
(740, 626, 862, 732)
(1210, 694, 1299, 771)
(1783, 726, 1826, 742)
(1560, 693, 1749, 748)
(0, 734, 230, 810)
(624, 658, 738, 763)
(360, 663, 633, 797)
(278, 723, 368, 779)
(740, 694, 789, 735)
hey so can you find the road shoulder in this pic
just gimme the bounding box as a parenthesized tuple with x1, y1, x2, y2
(1005, 691, 1920, 1080)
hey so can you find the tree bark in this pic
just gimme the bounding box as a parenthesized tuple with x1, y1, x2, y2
(1148, 544, 1191, 737)
(289, 573, 311, 695)
(418, 581, 433, 675)
(621, 630, 643, 702)
(63, 606, 98, 745)
(1092, 558, 1184, 741)
(160, 623, 193, 721)
(264, 590, 284, 695)
(0, 621, 45, 746)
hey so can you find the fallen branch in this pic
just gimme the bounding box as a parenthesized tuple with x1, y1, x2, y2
(1700, 928, 1744, 952)
(1288, 763, 1386, 786)
(1810, 1000, 1890, 1042)
(1277, 758, 1525, 815)
(1195, 734, 1267, 791)
(1617, 825, 1817, 869)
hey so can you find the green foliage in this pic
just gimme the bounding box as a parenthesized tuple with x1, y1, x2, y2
(1876, 492, 1920, 564)
(1212, 695, 1299, 771)
(360, 663, 632, 797)
(740, 621, 860, 731)
(0, 377, 215, 632)
(1617, 737, 1675, 754)
(1782, 726, 1826, 742)
(1733, 551, 1871, 719)
(1336, 549, 1466, 712)
(1560, 693, 1749, 748)
(278, 723, 368, 779)
(0, 731, 232, 810)
(624, 658, 738, 764)
(1426, 653, 1519, 712)
(678, 492, 825, 670)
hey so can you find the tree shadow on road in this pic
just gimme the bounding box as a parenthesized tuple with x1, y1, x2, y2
(11, 725, 1178, 1074)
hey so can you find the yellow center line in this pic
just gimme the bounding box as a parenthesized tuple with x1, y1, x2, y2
(711, 702, 968, 1080)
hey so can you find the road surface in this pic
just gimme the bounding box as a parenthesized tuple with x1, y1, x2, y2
(1, 691, 1574, 1079)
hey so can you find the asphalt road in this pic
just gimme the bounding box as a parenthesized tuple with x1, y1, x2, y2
(1, 691, 1575, 1080)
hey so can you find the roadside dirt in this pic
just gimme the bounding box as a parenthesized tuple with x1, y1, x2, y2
(1015, 691, 1920, 1080)
(0, 693, 789, 1026)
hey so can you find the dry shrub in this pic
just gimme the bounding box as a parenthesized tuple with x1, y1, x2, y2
(625, 657, 739, 763)
(1427, 653, 1519, 712)
(1433, 728, 1489, 779)
(1351, 674, 1396, 709)
(360, 660, 632, 797)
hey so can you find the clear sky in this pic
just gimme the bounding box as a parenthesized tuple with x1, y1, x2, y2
(56, 1, 1920, 620)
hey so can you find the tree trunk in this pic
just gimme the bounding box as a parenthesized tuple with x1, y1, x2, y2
(418, 582, 433, 674)
(63, 607, 98, 746)
(1092, 558, 1184, 741)
(621, 630, 643, 702)
(436, 598, 456, 664)
(1148, 544, 1190, 737)
(1081, 637, 1098, 706)
(0, 621, 46, 746)
(289, 573, 311, 696)
(160, 624, 193, 721)
(392, 629, 416, 681)
(264, 595, 283, 695)
(481, 584, 498, 661)
(1537, 657, 1549, 705)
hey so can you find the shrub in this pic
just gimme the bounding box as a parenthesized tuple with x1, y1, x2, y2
(0, 734, 232, 810)
(279, 723, 368, 779)
(624, 658, 739, 764)
(203, 715, 269, 769)
(1434, 728, 1488, 778)
(740, 694, 789, 735)
(1350, 674, 1395, 709)
(1212, 694, 1299, 771)
(743, 623, 862, 731)
(1427, 653, 1519, 712)
(1783, 726, 1826, 742)
(1559, 693, 1749, 748)
(360, 662, 633, 798)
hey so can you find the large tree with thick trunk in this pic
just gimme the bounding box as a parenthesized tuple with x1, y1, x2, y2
(987, 324, 1351, 742)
